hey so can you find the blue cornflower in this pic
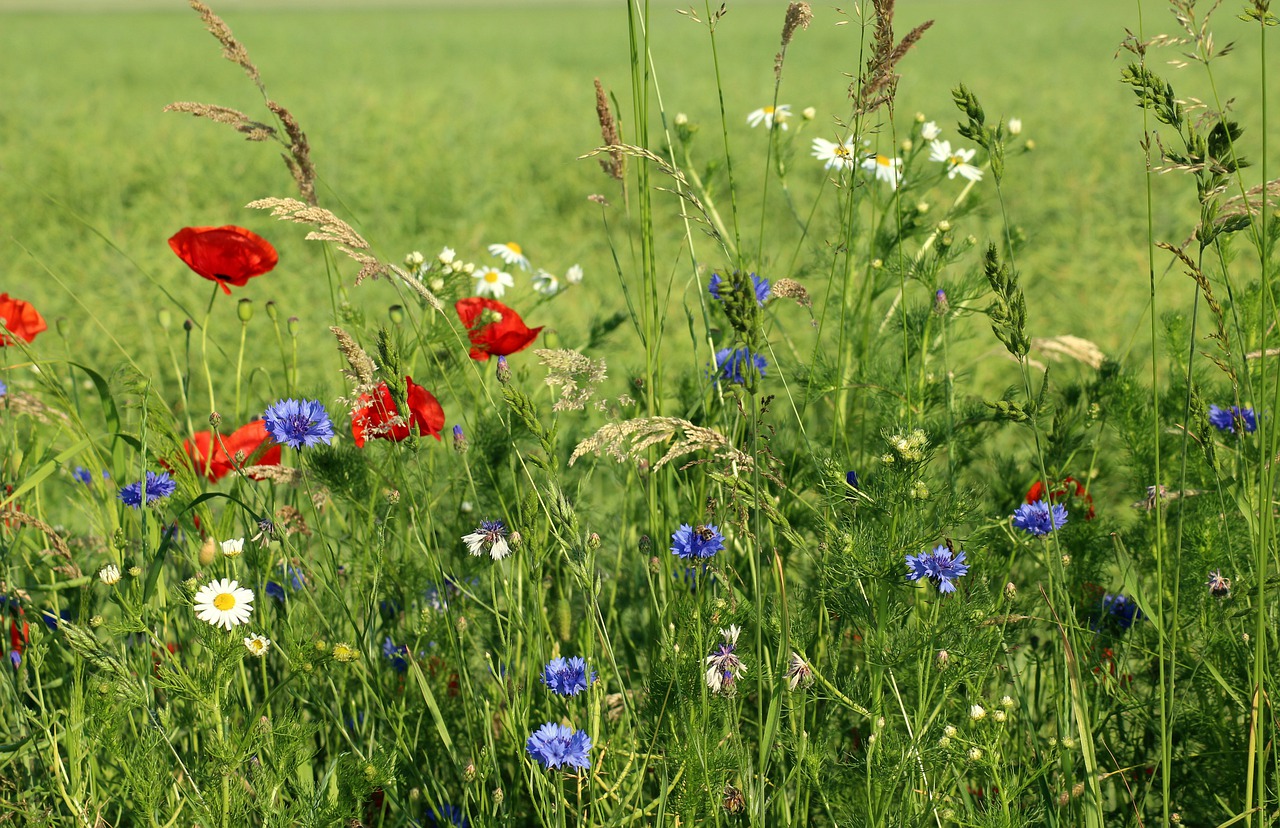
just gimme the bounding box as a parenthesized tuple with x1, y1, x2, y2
(425, 804, 469, 827)
(526, 722, 592, 770)
(714, 347, 768, 386)
(709, 272, 770, 306)
(0, 379, 7, 397)
(905, 545, 970, 594)
(382, 636, 411, 673)
(671, 523, 725, 560)
(1097, 593, 1142, 632)
(73, 466, 93, 485)
(540, 656, 597, 696)
(265, 563, 306, 603)
(1208, 404, 1257, 434)
(262, 398, 334, 450)
(845, 470, 859, 489)
(117, 470, 177, 509)
(1011, 500, 1068, 537)
(675, 563, 714, 591)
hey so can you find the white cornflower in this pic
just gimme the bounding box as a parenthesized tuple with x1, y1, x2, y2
(221, 538, 244, 558)
(921, 121, 941, 140)
(193, 578, 255, 630)
(705, 625, 745, 695)
(565, 264, 583, 285)
(531, 269, 561, 296)
(747, 104, 791, 130)
(1007, 117, 1022, 135)
(473, 267, 514, 299)
(487, 242, 530, 271)
(786, 652, 814, 690)
(928, 140, 984, 182)
(99, 565, 121, 586)
(860, 153, 903, 190)
(244, 633, 271, 657)
(811, 137, 858, 171)
(462, 519, 511, 561)
(969, 704, 987, 721)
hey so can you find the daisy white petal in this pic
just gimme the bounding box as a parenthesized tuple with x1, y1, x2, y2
(193, 578, 255, 630)
(747, 104, 791, 130)
(811, 137, 857, 171)
(565, 264, 583, 285)
(921, 121, 941, 140)
(488, 242, 530, 271)
(473, 267, 514, 298)
(244, 633, 271, 657)
(860, 154, 903, 190)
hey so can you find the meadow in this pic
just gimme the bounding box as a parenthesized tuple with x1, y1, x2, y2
(1, 0, 1279, 825)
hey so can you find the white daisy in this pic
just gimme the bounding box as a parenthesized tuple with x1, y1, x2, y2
(532, 269, 561, 296)
(473, 267, 514, 298)
(920, 120, 941, 141)
(193, 578, 255, 630)
(99, 564, 121, 586)
(244, 633, 271, 657)
(488, 242, 530, 271)
(928, 140, 983, 182)
(1007, 117, 1022, 136)
(747, 104, 791, 130)
(221, 538, 244, 558)
(565, 264, 583, 285)
(811, 137, 858, 171)
(860, 153, 904, 190)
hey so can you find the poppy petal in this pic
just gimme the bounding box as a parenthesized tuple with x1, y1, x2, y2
(169, 226, 278, 295)
(0, 293, 48, 346)
(454, 297, 542, 361)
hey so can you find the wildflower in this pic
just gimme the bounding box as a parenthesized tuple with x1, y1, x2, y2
(487, 242, 530, 271)
(382, 636, 411, 672)
(1207, 570, 1231, 597)
(0, 293, 48, 345)
(540, 656, 597, 696)
(811, 137, 858, 171)
(463, 519, 511, 561)
(802, 106, 816, 120)
(928, 140, 983, 181)
(565, 264, 584, 285)
(452, 424, 467, 452)
(861, 154, 903, 189)
(193, 578, 255, 630)
(670, 523, 725, 560)
(1026, 475, 1095, 520)
(436, 247, 455, 266)
(98, 565, 121, 586)
(934, 288, 949, 315)
(262, 398, 334, 450)
(845, 470, 859, 489)
(525, 722, 592, 770)
(905, 545, 970, 594)
(332, 642, 359, 662)
(426, 804, 469, 827)
(1007, 117, 1022, 135)
(243, 633, 271, 657)
(969, 704, 986, 721)
(705, 625, 745, 694)
(252, 517, 277, 544)
(714, 347, 767, 385)
(455, 297, 543, 361)
(351, 377, 445, 447)
(786, 652, 813, 690)
(936, 650, 950, 670)
(184, 419, 282, 482)
(920, 121, 941, 140)
(221, 538, 244, 557)
(118, 471, 177, 509)
(1097, 593, 1142, 631)
(531, 269, 560, 295)
(473, 266, 514, 298)
(72, 466, 104, 485)
(1208, 404, 1257, 433)
(0, 380, 5, 397)
(993, 710, 1007, 722)
(709, 272, 770, 307)
(168, 226, 277, 295)
(968, 747, 983, 761)
(747, 104, 791, 130)
(1012, 500, 1068, 536)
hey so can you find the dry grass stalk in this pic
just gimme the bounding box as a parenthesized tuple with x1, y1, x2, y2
(243, 465, 304, 486)
(771, 277, 812, 308)
(162, 102, 275, 141)
(1158, 241, 1236, 380)
(594, 79, 624, 181)
(855, 0, 933, 113)
(536, 348, 608, 412)
(776, 2, 813, 80)
(1030, 335, 1107, 370)
(580, 144, 721, 244)
(0, 508, 80, 578)
(570, 416, 754, 472)
(266, 100, 318, 206)
(188, 0, 263, 92)
(246, 197, 386, 284)
(331, 326, 379, 409)
(386, 265, 445, 313)
(1, 392, 71, 426)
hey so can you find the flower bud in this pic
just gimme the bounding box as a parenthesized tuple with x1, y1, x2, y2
(674, 112, 689, 126)
(936, 650, 950, 670)
(287, 316, 299, 336)
(452, 424, 468, 453)
(265, 301, 278, 321)
(587, 532, 601, 550)
(209, 411, 222, 429)
(802, 106, 816, 120)
(496, 355, 511, 384)
(157, 309, 172, 329)
(198, 537, 217, 566)
(237, 298, 253, 322)
(389, 304, 405, 324)
(183, 318, 194, 332)
(463, 762, 477, 782)
(639, 535, 652, 554)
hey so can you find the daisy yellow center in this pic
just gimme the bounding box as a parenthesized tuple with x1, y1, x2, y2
(834, 145, 850, 158)
(876, 155, 891, 167)
(949, 155, 962, 165)
(763, 106, 775, 115)
(484, 271, 500, 283)
(506, 242, 522, 255)
(213, 592, 236, 611)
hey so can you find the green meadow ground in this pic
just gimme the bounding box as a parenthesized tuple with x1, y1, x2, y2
(1, 0, 1277, 397)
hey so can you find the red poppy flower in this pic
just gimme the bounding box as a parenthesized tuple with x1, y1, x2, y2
(168, 226, 278, 295)
(455, 297, 543, 361)
(0, 293, 47, 346)
(1025, 475, 1095, 520)
(351, 377, 445, 447)
(184, 420, 282, 482)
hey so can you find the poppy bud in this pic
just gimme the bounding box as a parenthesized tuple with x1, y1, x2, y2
(183, 319, 194, 332)
(158, 309, 172, 329)
(56, 317, 70, 338)
(496, 356, 511, 384)
(265, 301, 278, 321)
(389, 305, 405, 324)
(237, 298, 253, 322)
(287, 316, 299, 336)
(198, 537, 217, 566)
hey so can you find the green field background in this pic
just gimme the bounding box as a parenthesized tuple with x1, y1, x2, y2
(2, 0, 1277, 401)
